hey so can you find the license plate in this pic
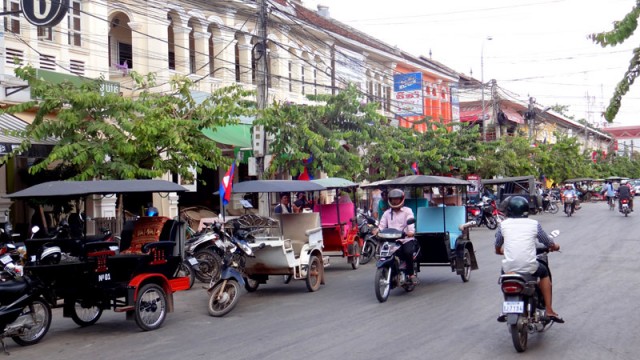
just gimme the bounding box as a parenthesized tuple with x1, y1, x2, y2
(0, 254, 11, 265)
(187, 257, 199, 266)
(502, 301, 524, 313)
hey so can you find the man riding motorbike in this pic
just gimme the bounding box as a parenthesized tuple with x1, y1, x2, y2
(379, 188, 417, 284)
(495, 196, 564, 323)
(562, 184, 578, 212)
(618, 180, 634, 212)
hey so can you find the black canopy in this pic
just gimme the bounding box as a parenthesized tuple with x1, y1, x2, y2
(385, 175, 471, 187)
(5, 180, 188, 199)
(232, 180, 326, 193)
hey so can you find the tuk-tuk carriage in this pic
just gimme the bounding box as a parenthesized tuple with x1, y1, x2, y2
(228, 180, 327, 292)
(564, 178, 597, 202)
(481, 176, 541, 215)
(5, 180, 191, 331)
(383, 175, 478, 282)
(310, 177, 361, 269)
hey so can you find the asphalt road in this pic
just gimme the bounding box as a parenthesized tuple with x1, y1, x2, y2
(10, 201, 640, 359)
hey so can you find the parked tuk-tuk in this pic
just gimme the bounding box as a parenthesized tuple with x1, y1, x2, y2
(229, 180, 327, 292)
(310, 177, 361, 269)
(481, 176, 541, 214)
(6, 180, 191, 331)
(382, 175, 478, 282)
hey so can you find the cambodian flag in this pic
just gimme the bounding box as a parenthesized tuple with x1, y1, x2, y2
(411, 162, 419, 175)
(219, 161, 236, 205)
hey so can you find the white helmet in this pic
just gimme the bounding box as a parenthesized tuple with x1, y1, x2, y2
(621, 179, 628, 185)
(388, 189, 405, 209)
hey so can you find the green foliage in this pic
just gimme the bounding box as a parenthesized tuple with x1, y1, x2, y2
(590, 2, 640, 122)
(0, 66, 254, 182)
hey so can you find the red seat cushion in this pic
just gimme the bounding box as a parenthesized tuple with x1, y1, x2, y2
(120, 217, 169, 255)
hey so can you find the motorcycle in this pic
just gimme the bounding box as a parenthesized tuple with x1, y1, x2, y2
(619, 198, 632, 217)
(184, 223, 222, 285)
(357, 210, 378, 265)
(498, 230, 561, 353)
(563, 194, 576, 216)
(467, 199, 499, 230)
(0, 252, 53, 354)
(374, 218, 420, 303)
(541, 192, 559, 214)
(207, 222, 263, 317)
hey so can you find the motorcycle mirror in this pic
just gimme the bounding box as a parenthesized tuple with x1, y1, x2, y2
(31, 225, 40, 234)
(549, 230, 560, 238)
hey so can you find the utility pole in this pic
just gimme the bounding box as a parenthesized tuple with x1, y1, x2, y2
(253, 0, 269, 215)
(491, 79, 499, 139)
(527, 96, 535, 142)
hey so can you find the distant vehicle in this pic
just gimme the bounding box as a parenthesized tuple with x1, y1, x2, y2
(633, 180, 640, 196)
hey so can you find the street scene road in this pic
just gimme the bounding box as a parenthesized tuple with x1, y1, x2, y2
(11, 201, 640, 360)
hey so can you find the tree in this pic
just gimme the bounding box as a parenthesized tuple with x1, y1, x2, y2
(590, 2, 640, 122)
(1, 66, 253, 181)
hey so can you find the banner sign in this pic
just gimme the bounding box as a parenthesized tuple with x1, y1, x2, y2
(393, 73, 423, 117)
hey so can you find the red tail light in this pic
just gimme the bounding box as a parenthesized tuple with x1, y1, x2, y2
(622, 199, 629, 204)
(501, 281, 524, 294)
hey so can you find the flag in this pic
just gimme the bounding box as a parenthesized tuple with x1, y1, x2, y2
(298, 167, 312, 181)
(411, 162, 419, 175)
(219, 161, 236, 206)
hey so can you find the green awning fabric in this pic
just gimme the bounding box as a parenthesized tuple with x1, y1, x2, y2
(201, 124, 252, 148)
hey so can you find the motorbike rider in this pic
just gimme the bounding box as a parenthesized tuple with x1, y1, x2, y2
(495, 196, 563, 323)
(618, 179, 634, 211)
(562, 184, 577, 212)
(379, 188, 417, 284)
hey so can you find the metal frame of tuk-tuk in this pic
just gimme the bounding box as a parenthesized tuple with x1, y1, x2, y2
(229, 180, 327, 292)
(481, 176, 541, 214)
(5, 180, 191, 331)
(383, 175, 479, 282)
(311, 178, 361, 270)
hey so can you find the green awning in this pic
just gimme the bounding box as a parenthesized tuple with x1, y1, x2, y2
(35, 69, 120, 95)
(201, 124, 252, 148)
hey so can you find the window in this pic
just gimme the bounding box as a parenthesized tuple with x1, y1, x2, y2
(209, 35, 215, 77)
(235, 42, 240, 82)
(4, 0, 20, 34)
(70, 60, 85, 76)
(288, 61, 293, 92)
(167, 16, 175, 70)
(384, 86, 391, 111)
(38, 27, 54, 41)
(5, 48, 23, 65)
(188, 27, 195, 74)
(40, 54, 56, 70)
(300, 65, 305, 95)
(313, 68, 317, 95)
(251, 48, 256, 84)
(68, 0, 81, 46)
(118, 42, 132, 69)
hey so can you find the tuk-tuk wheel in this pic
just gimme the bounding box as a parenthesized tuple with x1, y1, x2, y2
(70, 299, 102, 327)
(350, 242, 360, 270)
(460, 248, 472, 283)
(305, 255, 323, 292)
(134, 283, 167, 331)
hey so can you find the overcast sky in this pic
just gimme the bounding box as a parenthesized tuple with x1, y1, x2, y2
(303, 0, 640, 127)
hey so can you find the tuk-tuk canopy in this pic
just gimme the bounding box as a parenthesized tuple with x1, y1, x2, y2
(232, 180, 326, 193)
(564, 178, 595, 183)
(385, 175, 471, 187)
(359, 179, 392, 188)
(5, 179, 188, 198)
(480, 175, 537, 186)
(311, 177, 358, 189)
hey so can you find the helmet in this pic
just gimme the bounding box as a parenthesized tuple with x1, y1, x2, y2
(40, 244, 61, 265)
(621, 179, 628, 185)
(388, 189, 405, 209)
(145, 205, 159, 217)
(505, 196, 529, 218)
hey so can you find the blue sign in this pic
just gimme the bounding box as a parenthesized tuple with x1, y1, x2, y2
(393, 73, 422, 92)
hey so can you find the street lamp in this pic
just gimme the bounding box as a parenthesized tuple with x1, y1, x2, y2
(481, 36, 492, 142)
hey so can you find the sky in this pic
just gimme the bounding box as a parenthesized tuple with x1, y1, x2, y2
(303, 0, 640, 128)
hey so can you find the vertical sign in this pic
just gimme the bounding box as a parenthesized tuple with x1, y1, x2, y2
(393, 72, 423, 117)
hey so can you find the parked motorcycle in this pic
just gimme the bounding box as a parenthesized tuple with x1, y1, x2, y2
(0, 253, 53, 354)
(374, 218, 419, 303)
(357, 210, 378, 265)
(184, 223, 222, 284)
(467, 199, 499, 230)
(498, 230, 561, 353)
(619, 198, 632, 217)
(207, 222, 263, 317)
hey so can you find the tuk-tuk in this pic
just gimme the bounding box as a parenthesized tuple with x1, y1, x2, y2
(229, 180, 327, 292)
(310, 178, 361, 269)
(6, 180, 191, 331)
(481, 176, 541, 214)
(382, 175, 478, 282)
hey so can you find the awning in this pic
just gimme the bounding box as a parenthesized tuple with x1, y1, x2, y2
(459, 105, 487, 122)
(35, 69, 120, 95)
(501, 107, 524, 124)
(201, 124, 252, 148)
(0, 113, 56, 155)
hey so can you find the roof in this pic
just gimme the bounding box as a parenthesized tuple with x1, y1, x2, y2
(481, 176, 536, 185)
(0, 113, 57, 148)
(385, 175, 471, 186)
(232, 180, 326, 193)
(5, 180, 188, 198)
(311, 177, 358, 189)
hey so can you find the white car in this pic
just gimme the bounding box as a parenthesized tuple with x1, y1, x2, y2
(634, 180, 640, 196)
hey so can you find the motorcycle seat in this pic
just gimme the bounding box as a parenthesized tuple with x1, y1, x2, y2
(0, 279, 27, 300)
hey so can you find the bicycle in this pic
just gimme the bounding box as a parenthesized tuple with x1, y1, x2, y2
(608, 196, 615, 211)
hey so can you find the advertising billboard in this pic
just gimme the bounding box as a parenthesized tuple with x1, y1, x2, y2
(393, 73, 423, 117)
